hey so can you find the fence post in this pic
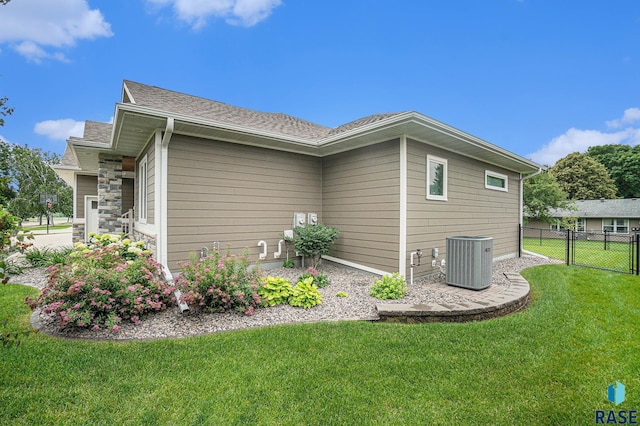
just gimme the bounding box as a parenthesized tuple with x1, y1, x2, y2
(604, 230, 608, 251)
(635, 234, 640, 275)
(566, 229, 571, 266)
(518, 225, 522, 258)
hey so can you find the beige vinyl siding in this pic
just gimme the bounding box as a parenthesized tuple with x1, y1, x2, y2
(135, 142, 155, 224)
(322, 139, 400, 272)
(167, 135, 322, 269)
(406, 139, 520, 276)
(75, 175, 97, 219)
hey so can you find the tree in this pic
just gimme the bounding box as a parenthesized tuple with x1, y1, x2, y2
(0, 140, 15, 205)
(587, 144, 640, 198)
(523, 172, 569, 223)
(0, 97, 13, 128)
(7, 145, 72, 223)
(550, 152, 617, 200)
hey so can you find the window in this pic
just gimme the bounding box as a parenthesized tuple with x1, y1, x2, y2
(485, 170, 508, 192)
(551, 217, 585, 232)
(426, 155, 447, 201)
(138, 155, 147, 223)
(603, 218, 628, 234)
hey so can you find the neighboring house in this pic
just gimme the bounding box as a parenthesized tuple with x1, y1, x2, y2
(526, 198, 640, 235)
(53, 80, 542, 278)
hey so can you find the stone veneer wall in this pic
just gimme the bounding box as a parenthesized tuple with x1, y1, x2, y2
(72, 223, 85, 243)
(133, 230, 157, 259)
(98, 154, 123, 235)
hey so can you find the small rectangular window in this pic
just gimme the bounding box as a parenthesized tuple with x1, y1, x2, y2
(138, 155, 148, 223)
(426, 155, 447, 201)
(485, 170, 508, 192)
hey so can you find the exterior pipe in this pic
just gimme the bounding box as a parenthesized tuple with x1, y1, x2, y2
(258, 240, 267, 260)
(409, 249, 422, 285)
(274, 239, 284, 259)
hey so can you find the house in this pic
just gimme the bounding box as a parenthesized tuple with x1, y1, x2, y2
(526, 198, 640, 235)
(54, 80, 542, 278)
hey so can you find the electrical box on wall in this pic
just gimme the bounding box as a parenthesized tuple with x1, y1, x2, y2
(293, 213, 306, 228)
(308, 213, 318, 226)
(432, 248, 439, 258)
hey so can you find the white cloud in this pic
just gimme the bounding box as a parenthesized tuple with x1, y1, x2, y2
(0, 0, 112, 62)
(34, 119, 85, 141)
(528, 126, 640, 166)
(606, 107, 640, 128)
(147, 0, 282, 29)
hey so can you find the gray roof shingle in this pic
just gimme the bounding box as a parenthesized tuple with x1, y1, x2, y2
(552, 199, 640, 218)
(124, 80, 332, 141)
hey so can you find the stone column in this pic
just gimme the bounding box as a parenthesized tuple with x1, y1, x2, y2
(98, 154, 123, 235)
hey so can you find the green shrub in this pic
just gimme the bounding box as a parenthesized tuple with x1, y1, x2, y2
(175, 251, 262, 315)
(282, 259, 295, 268)
(293, 224, 339, 268)
(289, 276, 322, 308)
(0, 207, 33, 283)
(370, 273, 407, 300)
(25, 246, 74, 267)
(336, 291, 348, 298)
(259, 276, 293, 307)
(26, 234, 174, 332)
(296, 266, 330, 288)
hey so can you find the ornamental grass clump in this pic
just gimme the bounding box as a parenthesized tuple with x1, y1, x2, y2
(175, 251, 262, 315)
(27, 234, 175, 332)
(370, 273, 407, 300)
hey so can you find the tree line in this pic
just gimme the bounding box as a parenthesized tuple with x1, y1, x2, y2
(524, 144, 640, 223)
(0, 96, 72, 224)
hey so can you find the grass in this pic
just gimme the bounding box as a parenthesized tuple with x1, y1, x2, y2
(1, 265, 639, 425)
(523, 237, 633, 272)
(22, 223, 72, 233)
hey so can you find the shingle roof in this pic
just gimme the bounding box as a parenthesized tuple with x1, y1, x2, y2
(552, 199, 640, 218)
(123, 80, 333, 141)
(59, 145, 78, 167)
(82, 120, 112, 145)
(327, 113, 404, 137)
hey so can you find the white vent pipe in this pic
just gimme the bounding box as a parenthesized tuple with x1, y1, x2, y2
(258, 240, 267, 260)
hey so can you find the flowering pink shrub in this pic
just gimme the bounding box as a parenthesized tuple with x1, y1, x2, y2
(175, 251, 262, 315)
(26, 235, 175, 332)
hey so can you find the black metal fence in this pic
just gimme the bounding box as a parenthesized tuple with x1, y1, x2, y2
(521, 226, 640, 275)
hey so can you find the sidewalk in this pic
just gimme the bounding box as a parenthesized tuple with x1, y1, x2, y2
(20, 221, 73, 250)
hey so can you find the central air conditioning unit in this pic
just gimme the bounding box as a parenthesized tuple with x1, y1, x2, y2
(445, 236, 493, 290)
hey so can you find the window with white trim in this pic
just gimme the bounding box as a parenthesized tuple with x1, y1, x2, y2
(426, 155, 447, 201)
(485, 170, 508, 192)
(603, 218, 628, 234)
(552, 217, 586, 232)
(138, 155, 147, 223)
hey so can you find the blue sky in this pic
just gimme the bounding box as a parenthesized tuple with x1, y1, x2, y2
(1, 0, 639, 166)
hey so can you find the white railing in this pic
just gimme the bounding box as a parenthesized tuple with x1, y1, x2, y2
(121, 208, 134, 238)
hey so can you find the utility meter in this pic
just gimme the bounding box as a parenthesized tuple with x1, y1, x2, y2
(308, 213, 318, 226)
(293, 213, 306, 228)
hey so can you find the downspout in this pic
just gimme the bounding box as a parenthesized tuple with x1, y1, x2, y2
(158, 118, 185, 312)
(159, 117, 174, 267)
(399, 135, 408, 276)
(520, 167, 543, 255)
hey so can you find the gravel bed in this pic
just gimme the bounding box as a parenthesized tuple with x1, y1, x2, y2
(9, 255, 560, 341)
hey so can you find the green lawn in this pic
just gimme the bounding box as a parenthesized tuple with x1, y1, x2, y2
(22, 223, 72, 233)
(523, 237, 633, 272)
(1, 265, 639, 425)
